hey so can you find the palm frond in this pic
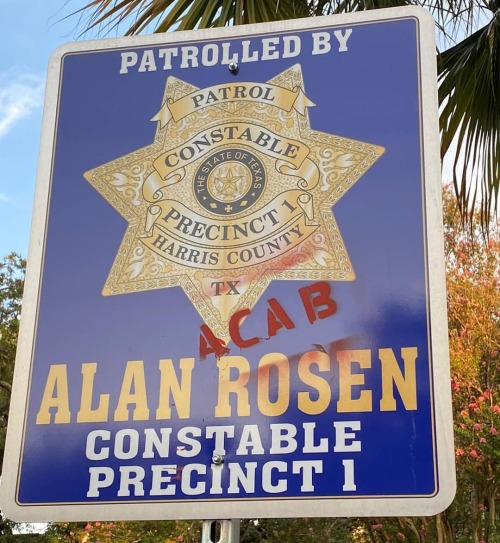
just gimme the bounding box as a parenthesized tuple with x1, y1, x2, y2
(76, 0, 310, 35)
(330, 0, 412, 15)
(438, 13, 500, 226)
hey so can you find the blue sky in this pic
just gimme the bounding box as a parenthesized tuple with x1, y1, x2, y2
(0, 0, 92, 257)
(0, 0, 163, 259)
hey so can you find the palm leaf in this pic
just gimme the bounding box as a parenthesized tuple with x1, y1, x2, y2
(438, 12, 500, 226)
(76, 0, 310, 34)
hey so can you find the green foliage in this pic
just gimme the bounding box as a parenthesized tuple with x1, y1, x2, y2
(442, 186, 500, 543)
(241, 518, 352, 542)
(44, 520, 201, 543)
(77, 0, 311, 34)
(43, 519, 354, 543)
(0, 535, 51, 542)
(0, 253, 25, 473)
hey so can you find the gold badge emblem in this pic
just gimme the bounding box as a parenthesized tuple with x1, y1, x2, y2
(84, 65, 384, 339)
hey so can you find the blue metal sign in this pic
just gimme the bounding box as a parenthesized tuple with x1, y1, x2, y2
(1, 6, 455, 521)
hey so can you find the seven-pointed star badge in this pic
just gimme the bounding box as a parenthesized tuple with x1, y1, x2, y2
(84, 64, 385, 340)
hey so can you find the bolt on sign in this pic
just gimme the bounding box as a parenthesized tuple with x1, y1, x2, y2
(1, 6, 455, 521)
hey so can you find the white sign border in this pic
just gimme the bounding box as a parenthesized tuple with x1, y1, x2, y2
(1, 5, 456, 521)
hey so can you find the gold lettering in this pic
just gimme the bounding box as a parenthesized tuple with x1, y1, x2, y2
(113, 361, 150, 421)
(257, 353, 290, 416)
(215, 356, 251, 417)
(36, 364, 71, 424)
(336, 349, 373, 412)
(298, 350, 331, 415)
(156, 358, 195, 419)
(379, 347, 418, 411)
(77, 363, 110, 422)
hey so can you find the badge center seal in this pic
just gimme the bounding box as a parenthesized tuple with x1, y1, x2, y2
(194, 148, 265, 216)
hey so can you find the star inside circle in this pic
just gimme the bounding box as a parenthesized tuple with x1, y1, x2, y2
(194, 148, 266, 216)
(211, 165, 249, 201)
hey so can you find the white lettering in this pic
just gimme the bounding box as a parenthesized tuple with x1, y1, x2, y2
(177, 426, 202, 457)
(151, 465, 176, 496)
(303, 422, 329, 453)
(206, 425, 234, 454)
(283, 36, 301, 58)
(270, 423, 297, 454)
(158, 47, 178, 69)
(292, 460, 323, 491)
(86, 429, 110, 460)
(312, 32, 331, 55)
(114, 429, 139, 460)
(181, 463, 206, 495)
(138, 50, 157, 72)
(87, 467, 114, 497)
(120, 52, 138, 74)
(333, 421, 361, 452)
(236, 424, 265, 455)
(342, 459, 356, 490)
(143, 427, 172, 458)
(117, 466, 145, 496)
(334, 29, 352, 52)
(227, 462, 257, 494)
(262, 461, 287, 493)
(261, 37, 280, 60)
(118, 33, 353, 74)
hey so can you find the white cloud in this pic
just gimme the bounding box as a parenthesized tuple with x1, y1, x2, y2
(0, 192, 15, 207)
(0, 73, 44, 138)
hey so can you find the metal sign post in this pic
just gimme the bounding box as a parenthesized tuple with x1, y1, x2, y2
(1, 6, 455, 523)
(201, 520, 240, 543)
